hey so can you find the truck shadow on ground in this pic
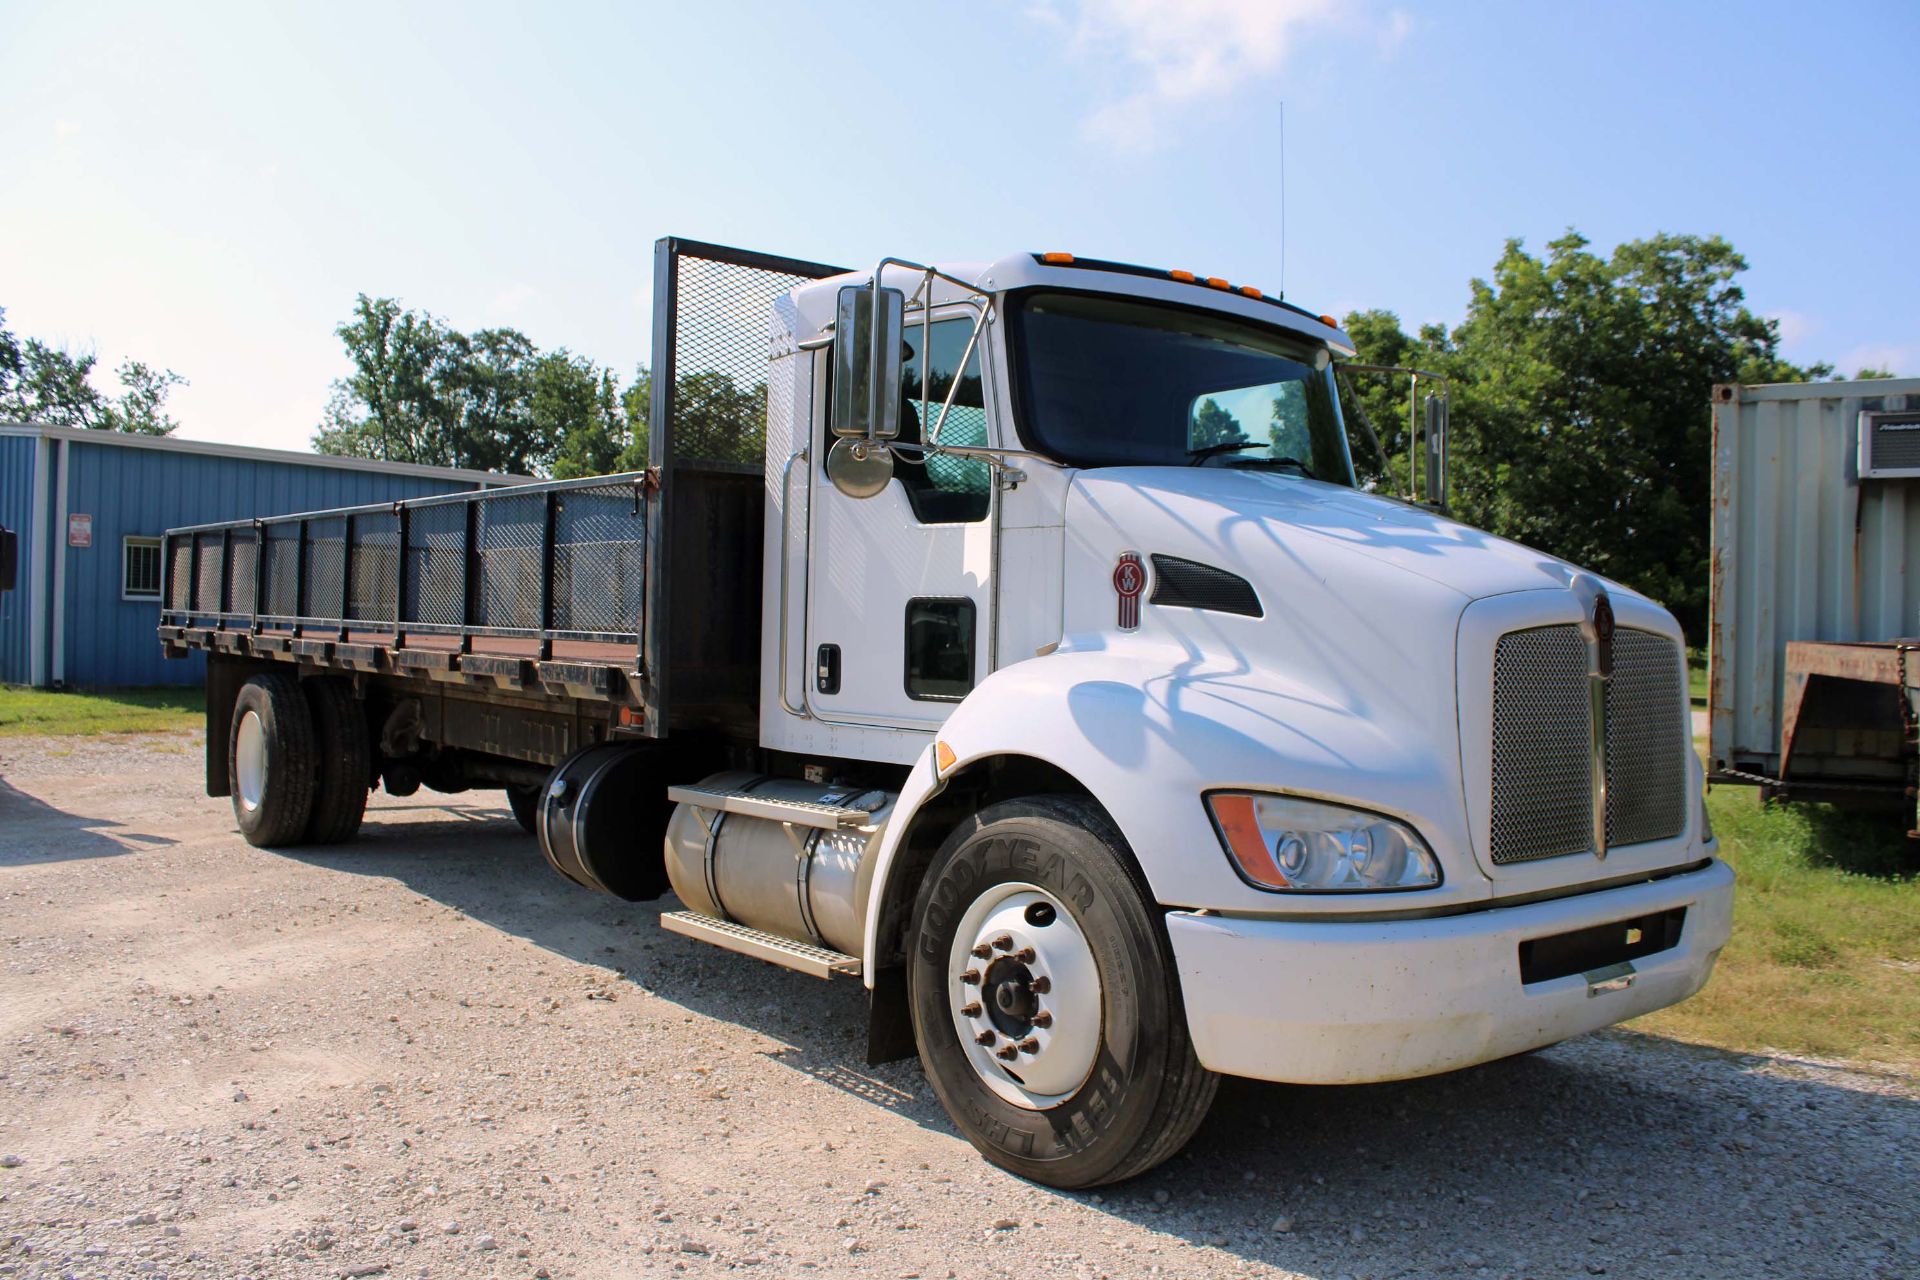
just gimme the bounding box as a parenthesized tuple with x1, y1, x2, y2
(297, 801, 1920, 1279)
(0, 775, 176, 864)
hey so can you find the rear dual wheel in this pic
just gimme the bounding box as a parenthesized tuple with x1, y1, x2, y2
(907, 796, 1219, 1188)
(228, 674, 369, 848)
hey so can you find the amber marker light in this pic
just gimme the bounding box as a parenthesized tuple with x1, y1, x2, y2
(1206, 793, 1292, 889)
(1169, 269, 1196, 283)
(934, 740, 958, 776)
(1041, 251, 1075, 264)
(1205, 276, 1230, 290)
(1319, 314, 1339, 327)
(1239, 285, 1263, 299)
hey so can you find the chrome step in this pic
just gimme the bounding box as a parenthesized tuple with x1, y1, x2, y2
(665, 783, 873, 830)
(659, 910, 862, 980)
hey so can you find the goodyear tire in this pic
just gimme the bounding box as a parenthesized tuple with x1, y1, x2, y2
(507, 785, 540, 835)
(228, 672, 317, 848)
(303, 678, 372, 845)
(907, 795, 1219, 1187)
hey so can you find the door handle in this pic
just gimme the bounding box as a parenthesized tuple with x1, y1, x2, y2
(816, 644, 841, 695)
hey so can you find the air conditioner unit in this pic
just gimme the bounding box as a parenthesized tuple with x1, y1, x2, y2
(1858, 409, 1920, 479)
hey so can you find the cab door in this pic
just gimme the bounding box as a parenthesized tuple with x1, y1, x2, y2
(803, 310, 996, 729)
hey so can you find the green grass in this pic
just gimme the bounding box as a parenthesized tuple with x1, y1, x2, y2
(1687, 645, 1708, 706)
(1634, 781, 1920, 1070)
(0, 686, 204, 737)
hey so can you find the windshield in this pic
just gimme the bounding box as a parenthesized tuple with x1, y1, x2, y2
(1007, 291, 1355, 484)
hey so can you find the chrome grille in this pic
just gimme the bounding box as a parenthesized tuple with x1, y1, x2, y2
(1490, 626, 1592, 864)
(1489, 624, 1688, 865)
(1605, 630, 1689, 848)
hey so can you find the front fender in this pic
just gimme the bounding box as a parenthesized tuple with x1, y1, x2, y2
(861, 644, 1486, 981)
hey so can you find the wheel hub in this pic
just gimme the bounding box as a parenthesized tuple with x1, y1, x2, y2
(234, 708, 266, 813)
(985, 958, 1038, 1036)
(947, 883, 1102, 1109)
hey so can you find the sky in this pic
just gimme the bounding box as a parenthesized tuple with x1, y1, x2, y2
(2, 0, 1916, 453)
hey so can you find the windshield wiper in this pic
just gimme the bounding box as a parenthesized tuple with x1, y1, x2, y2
(1187, 440, 1264, 465)
(1230, 454, 1317, 479)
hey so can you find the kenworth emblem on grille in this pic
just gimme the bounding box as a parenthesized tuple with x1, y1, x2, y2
(1571, 575, 1613, 859)
(1113, 552, 1145, 630)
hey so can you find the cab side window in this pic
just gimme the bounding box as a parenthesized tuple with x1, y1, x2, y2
(896, 317, 992, 523)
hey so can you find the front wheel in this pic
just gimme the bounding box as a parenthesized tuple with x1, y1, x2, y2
(907, 796, 1218, 1187)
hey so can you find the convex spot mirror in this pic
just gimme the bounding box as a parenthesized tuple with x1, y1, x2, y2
(832, 284, 905, 442)
(826, 437, 895, 498)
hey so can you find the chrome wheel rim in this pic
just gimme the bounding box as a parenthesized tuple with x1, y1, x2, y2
(234, 708, 266, 813)
(947, 881, 1102, 1110)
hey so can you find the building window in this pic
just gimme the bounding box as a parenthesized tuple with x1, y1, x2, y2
(123, 536, 163, 600)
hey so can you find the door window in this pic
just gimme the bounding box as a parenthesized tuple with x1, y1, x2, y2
(897, 316, 992, 523)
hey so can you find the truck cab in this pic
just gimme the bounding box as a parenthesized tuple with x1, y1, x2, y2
(162, 238, 1733, 1190)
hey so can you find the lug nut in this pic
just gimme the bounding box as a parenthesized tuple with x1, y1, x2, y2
(1031, 976, 1052, 994)
(1018, 1037, 1040, 1054)
(1032, 1011, 1053, 1028)
(975, 1030, 996, 1046)
(960, 969, 981, 985)
(995, 1044, 1020, 1061)
(992, 934, 1014, 951)
(960, 1002, 982, 1018)
(1013, 947, 1036, 964)
(970, 943, 992, 959)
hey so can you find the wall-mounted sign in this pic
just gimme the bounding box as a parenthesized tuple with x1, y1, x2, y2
(67, 513, 93, 548)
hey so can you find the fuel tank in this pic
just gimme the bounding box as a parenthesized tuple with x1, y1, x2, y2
(663, 771, 894, 956)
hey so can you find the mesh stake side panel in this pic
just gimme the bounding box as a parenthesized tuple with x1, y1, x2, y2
(405, 502, 468, 626)
(1490, 625, 1593, 865)
(304, 517, 347, 620)
(192, 534, 225, 614)
(348, 512, 399, 622)
(552, 484, 644, 635)
(264, 524, 300, 617)
(476, 491, 544, 631)
(225, 532, 258, 616)
(167, 538, 193, 611)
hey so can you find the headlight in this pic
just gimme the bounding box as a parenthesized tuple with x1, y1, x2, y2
(1205, 792, 1441, 892)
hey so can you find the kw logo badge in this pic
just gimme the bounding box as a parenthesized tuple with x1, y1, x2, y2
(1113, 552, 1145, 630)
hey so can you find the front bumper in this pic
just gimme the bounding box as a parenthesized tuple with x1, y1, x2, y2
(1166, 859, 1735, 1084)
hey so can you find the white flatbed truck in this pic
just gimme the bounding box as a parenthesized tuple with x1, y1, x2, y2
(160, 237, 1733, 1187)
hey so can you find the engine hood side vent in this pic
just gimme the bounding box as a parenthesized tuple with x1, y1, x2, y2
(1148, 555, 1263, 618)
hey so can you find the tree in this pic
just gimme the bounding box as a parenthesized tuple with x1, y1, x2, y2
(1190, 396, 1244, 450)
(0, 305, 187, 433)
(1339, 232, 1845, 638)
(316, 295, 654, 478)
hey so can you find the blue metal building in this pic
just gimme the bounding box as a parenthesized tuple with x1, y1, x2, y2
(0, 423, 519, 688)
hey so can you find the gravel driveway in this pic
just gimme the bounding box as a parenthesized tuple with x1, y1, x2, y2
(2, 732, 1914, 1280)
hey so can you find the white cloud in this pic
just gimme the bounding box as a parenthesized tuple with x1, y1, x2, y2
(1840, 341, 1917, 378)
(1767, 308, 1820, 348)
(1050, 0, 1338, 152)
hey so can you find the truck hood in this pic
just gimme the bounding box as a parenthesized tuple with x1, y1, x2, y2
(1070, 467, 1612, 605)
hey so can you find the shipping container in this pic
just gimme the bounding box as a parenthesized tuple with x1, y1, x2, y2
(1708, 376, 1920, 803)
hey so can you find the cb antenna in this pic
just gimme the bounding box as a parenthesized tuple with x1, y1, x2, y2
(1279, 100, 1287, 299)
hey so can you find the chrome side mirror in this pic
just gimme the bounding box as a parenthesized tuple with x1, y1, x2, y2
(831, 284, 905, 443)
(1423, 392, 1448, 510)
